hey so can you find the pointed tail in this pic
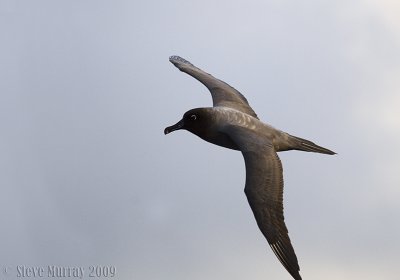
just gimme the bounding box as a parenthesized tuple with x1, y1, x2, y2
(289, 135, 336, 155)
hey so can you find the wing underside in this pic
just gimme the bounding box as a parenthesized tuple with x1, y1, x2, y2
(222, 125, 302, 280)
(243, 150, 302, 280)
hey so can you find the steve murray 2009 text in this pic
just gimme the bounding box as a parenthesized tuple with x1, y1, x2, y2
(14, 265, 116, 278)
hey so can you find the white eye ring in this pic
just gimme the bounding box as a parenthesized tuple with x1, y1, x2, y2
(190, 114, 197, 121)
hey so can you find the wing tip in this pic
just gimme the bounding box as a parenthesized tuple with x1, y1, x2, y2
(270, 241, 302, 280)
(169, 55, 194, 67)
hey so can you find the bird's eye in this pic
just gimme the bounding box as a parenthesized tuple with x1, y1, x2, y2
(190, 114, 197, 121)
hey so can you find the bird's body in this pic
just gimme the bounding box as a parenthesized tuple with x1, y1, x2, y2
(164, 56, 335, 280)
(181, 106, 291, 151)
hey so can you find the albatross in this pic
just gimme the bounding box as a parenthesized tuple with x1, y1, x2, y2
(164, 55, 335, 280)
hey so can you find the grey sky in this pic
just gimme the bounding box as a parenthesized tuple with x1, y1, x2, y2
(1, 0, 399, 279)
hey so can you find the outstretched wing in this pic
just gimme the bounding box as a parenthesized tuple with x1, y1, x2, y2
(169, 56, 258, 119)
(244, 151, 302, 280)
(223, 125, 302, 280)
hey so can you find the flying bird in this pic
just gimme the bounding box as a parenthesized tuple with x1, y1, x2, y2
(164, 55, 335, 280)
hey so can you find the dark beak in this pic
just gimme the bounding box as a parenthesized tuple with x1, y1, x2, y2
(164, 119, 184, 135)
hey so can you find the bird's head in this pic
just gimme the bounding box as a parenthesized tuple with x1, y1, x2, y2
(164, 108, 212, 137)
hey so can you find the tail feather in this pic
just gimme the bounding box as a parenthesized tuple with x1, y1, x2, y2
(290, 135, 336, 155)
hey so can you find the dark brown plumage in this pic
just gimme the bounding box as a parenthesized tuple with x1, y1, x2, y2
(164, 56, 335, 280)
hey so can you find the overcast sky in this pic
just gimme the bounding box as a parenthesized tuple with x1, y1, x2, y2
(1, 1, 399, 279)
